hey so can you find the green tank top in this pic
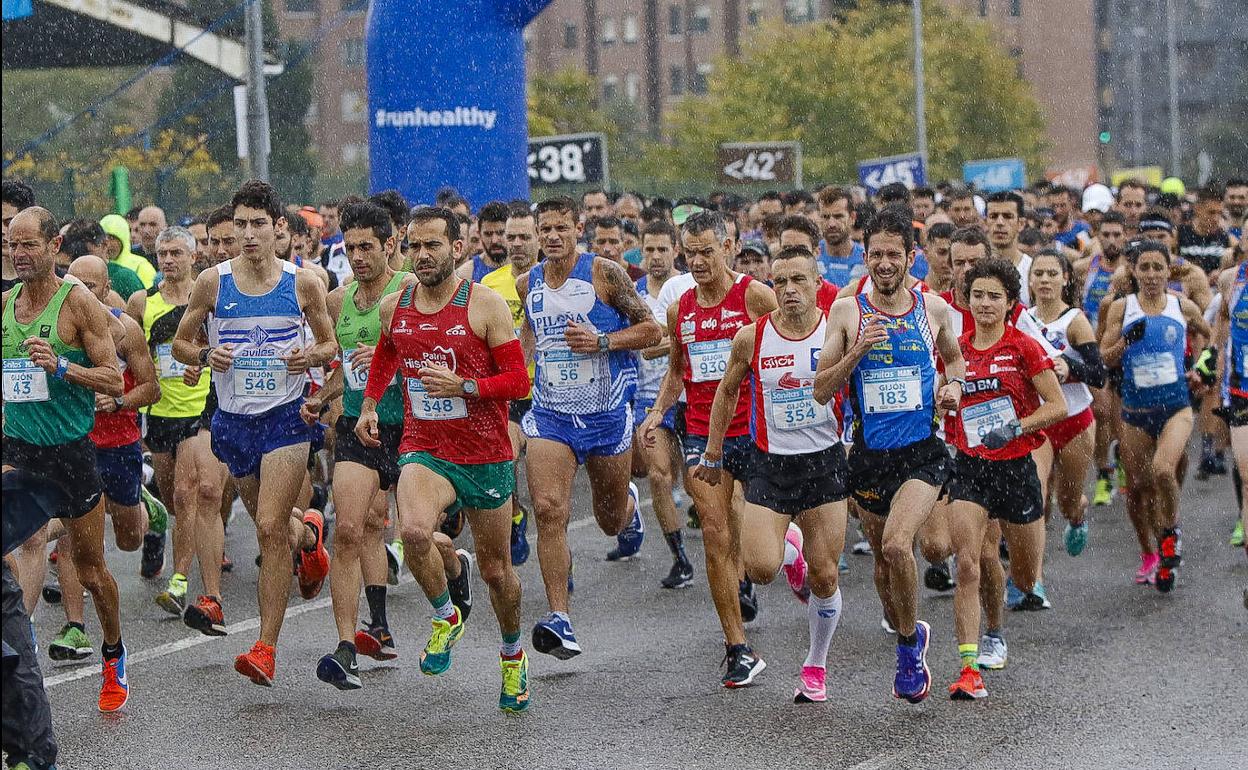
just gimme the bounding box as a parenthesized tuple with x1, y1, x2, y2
(336, 271, 406, 423)
(2, 282, 96, 445)
(143, 285, 211, 418)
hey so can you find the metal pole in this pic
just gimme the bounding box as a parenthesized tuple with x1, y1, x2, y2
(1130, 26, 1145, 168)
(912, 0, 929, 173)
(245, 0, 271, 181)
(1165, 0, 1181, 176)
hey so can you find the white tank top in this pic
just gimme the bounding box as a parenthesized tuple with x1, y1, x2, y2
(1038, 306, 1093, 416)
(750, 312, 840, 455)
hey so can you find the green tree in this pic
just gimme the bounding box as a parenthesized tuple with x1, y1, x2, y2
(652, 0, 1048, 186)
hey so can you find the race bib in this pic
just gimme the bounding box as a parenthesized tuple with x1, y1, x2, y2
(860, 366, 923, 414)
(232, 356, 286, 400)
(769, 386, 831, 431)
(2, 358, 49, 403)
(156, 343, 187, 379)
(543, 349, 596, 390)
(962, 396, 1018, 449)
(1131, 352, 1178, 389)
(407, 377, 467, 420)
(688, 339, 732, 383)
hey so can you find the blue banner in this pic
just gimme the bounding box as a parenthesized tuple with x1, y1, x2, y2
(963, 158, 1026, 192)
(367, 0, 551, 207)
(857, 153, 925, 194)
(2, 0, 33, 21)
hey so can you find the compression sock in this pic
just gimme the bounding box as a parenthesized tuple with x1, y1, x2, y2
(429, 589, 456, 621)
(664, 530, 689, 565)
(803, 589, 842, 669)
(500, 631, 522, 659)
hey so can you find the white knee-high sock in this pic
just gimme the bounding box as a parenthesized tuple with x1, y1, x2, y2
(803, 588, 842, 669)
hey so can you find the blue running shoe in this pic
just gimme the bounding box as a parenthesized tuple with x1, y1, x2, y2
(892, 620, 931, 704)
(606, 483, 644, 561)
(531, 612, 582, 659)
(1064, 521, 1089, 557)
(510, 504, 531, 566)
(1019, 582, 1052, 610)
(1004, 576, 1026, 610)
(838, 554, 849, 574)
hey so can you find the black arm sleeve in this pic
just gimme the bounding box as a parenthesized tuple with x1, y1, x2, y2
(1063, 342, 1107, 389)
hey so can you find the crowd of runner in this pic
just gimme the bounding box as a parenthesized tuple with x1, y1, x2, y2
(2, 172, 1246, 768)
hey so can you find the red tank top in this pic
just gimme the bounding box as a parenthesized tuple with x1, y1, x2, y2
(91, 311, 141, 449)
(390, 280, 512, 464)
(677, 274, 753, 437)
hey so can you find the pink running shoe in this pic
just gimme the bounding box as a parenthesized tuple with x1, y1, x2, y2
(793, 665, 827, 703)
(1135, 552, 1159, 584)
(782, 523, 810, 603)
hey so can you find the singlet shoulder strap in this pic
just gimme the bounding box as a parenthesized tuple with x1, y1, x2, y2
(452, 279, 472, 308)
(216, 260, 233, 277)
(281, 260, 298, 275)
(147, 284, 161, 297)
(398, 284, 415, 308)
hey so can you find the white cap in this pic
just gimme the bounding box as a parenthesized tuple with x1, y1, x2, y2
(1082, 183, 1113, 213)
(973, 195, 986, 217)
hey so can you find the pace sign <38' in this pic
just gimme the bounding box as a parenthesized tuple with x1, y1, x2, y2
(527, 132, 609, 190)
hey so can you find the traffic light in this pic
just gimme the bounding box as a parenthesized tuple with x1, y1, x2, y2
(1098, 131, 1112, 144)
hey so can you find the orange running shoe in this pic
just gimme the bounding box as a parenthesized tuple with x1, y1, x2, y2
(234, 641, 276, 687)
(297, 509, 330, 599)
(184, 595, 227, 637)
(948, 666, 987, 700)
(98, 646, 130, 712)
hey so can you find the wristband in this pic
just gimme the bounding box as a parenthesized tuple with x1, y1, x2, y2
(53, 356, 70, 380)
(698, 454, 723, 469)
(949, 377, 966, 387)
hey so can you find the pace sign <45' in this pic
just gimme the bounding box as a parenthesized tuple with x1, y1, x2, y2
(527, 132, 609, 190)
(857, 152, 925, 195)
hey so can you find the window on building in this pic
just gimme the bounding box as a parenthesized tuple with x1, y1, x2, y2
(1178, 42, 1217, 80)
(341, 0, 362, 12)
(1009, 0, 1021, 16)
(668, 4, 682, 35)
(341, 38, 365, 69)
(670, 65, 685, 95)
(747, 2, 763, 26)
(623, 13, 639, 43)
(978, 0, 989, 16)
(602, 17, 617, 46)
(340, 91, 366, 123)
(603, 76, 620, 103)
(341, 143, 366, 165)
(784, 0, 816, 23)
(563, 22, 578, 49)
(690, 5, 711, 33)
(286, 0, 315, 12)
(625, 73, 640, 104)
(1009, 47, 1024, 77)
(691, 63, 711, 94)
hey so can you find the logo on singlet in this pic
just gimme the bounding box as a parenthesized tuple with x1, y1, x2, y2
(531, 292, 544, 312)
(422, 345, 458, 370)
(246, 326, 271, 346)
(761, 354, 794, 370)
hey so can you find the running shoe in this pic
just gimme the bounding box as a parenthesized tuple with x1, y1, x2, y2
(924, 558, 956, 592)
(1092, 475, 1114, 507)
(851, 537, 873, 555)
(316, 643, 361, 690)
(510, 505, 531, 566)
(948, 666, 987, 700)
(686, 504, 701, 529)
(880, 617, 897, 634)
(1004, 577, 1026, 610)
(98, 645, 129, 713)
(782, 523, 810, 603)
(606, 482, 645, 561)
(976, 633, 1008, 670)
(48, 624, 93, 661)
(793, 665, 827, 703)
(139, 532, 165, 579)
(499, 651, 531, 712)
(354, 624, 399, 661)
(739, 578, 760, 624)
(419, 610, 465, 675)
(297, 509, 330, 600)
(720, 643, 766, 688)
(660, 559, 694, 589)
(1156, 528, 1181, 593)
(1018, 582, 1052, 610)
(140, 485, 168, 535)
(41, 574, 62, 605)
(531, 612, 581, 659)
(234, 641, 276, 687)
(839, 553, 850, 574)
(448, 549, 474, 623)
(1116, 465, 1127, 494)
(386, 539, 404, 585)
(440, 508, 465, 539)
(156, 573, 188, 616)
(1231, 519, 1245, 548)
(1064, 521, 1089, 557)
(892, 620, 931, 704)
(183, 595, 227, 637)
(1135, 552, 1160, 584)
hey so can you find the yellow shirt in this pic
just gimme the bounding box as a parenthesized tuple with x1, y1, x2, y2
(480, 263, 535, 393)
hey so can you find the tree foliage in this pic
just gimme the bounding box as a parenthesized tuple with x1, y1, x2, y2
(651, 0, 1048, 185)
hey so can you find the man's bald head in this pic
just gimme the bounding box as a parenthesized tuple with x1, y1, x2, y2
(68, 254, 110, 301)
(137, 205, 167, 253)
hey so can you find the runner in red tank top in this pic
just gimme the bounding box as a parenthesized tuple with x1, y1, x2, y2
(639, 210, 777, 688)
(357, 208, 533, 711)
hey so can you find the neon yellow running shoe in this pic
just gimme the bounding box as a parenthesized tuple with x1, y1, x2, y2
(499, 651, 531, 712)
(1093, 476, 1114, 507)
(419, 610, 464, 676)
(1231, 519, 1245, 548)
(156, 572, 187, 616)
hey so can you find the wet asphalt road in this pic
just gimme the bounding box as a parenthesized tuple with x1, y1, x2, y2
(30, 460, 1248, 770)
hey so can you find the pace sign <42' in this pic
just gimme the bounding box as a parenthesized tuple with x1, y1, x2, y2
(527, 132, 609, 190)
(857, 152, 925, 194)
(717, 142, 803, 187)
